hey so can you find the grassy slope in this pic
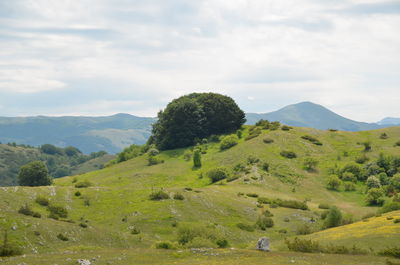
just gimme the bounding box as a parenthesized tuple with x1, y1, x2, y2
(0, 126, 399, 263)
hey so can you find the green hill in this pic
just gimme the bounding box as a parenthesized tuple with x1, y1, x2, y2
(246, 102, 381, 131)
(0, 143, 114, 186)
(0, 114, 155, 154)
(0, 125, 399, 264)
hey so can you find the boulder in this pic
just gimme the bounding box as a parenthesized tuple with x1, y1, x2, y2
(256, 237, 270, 251)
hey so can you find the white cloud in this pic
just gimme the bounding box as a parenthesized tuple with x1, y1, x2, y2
(0, 0, 399, 122)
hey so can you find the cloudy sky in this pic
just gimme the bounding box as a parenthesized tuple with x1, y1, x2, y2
(0, 0, 399, 122)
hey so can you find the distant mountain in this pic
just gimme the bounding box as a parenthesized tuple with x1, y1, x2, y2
(377, 117, 400, 126)
(0, 114, 156, 154)
(246, 102, 382, 131)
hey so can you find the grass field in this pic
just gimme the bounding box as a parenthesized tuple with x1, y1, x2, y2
(1, 125, 399, 264)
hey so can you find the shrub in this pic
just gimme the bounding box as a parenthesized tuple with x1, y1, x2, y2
(341, 163, 363, 180)
(18, 204, 34, 216)
(280, 151, 297, 159)
(355, 155, 369, 164)
(47, 205, 68, 219)
(57, 233, 69, 241)
(327, 175, 341, 191)
(274, 199, 308, 210)
(344, 182, 356, 191)
(256, 216, 274, 230)
(256, 119, 270, 129)
(75, 181, 92, 188)
(220, 135, 239, 150)
(74, 191, 81, 197)
(285, 238, 321, 253)
(245, 128, 261, 141)
(301, 135, 322, 146)
(35, 196, 49, 206)
(362, 141, 372, 152)
(303, 157, 319, 171)
(342, 172, 356, 183)
(0, 231, 22, 257)
(296, 224, 312, 235)
(236, 223, 255, 232)
(208, 167, 229, 183)
(395, 141, 400, 147)
(263, 138, 274, 144)
(131, 227, 140, 234)
(281, 125, 292, 131)
(378, 247, 400, 259)
(216, 239, 229, 248)
(379, 202, 400, 214)
(257, 197, 271, 204)
(261, 162, 269, 172)
(148, 156, 164, 166)
(324, 206, 342, 228)
(269, 121, 281, 130)
(183, 150, 192, 161)
(380, 133, 389, 139)
(366, 188, 384, 206)
(79, 223, 88, 228)
(246, 193, 258, 198)
(147, 148, 160, 156)
(247, 155, 260, 164)
(192, 148, 202, 168)
(177, 225, 219, 246)
(155, 241, 175, 249)
(366, 176, 381, 189)
(394, 218, 400, 224)
(149, 190, 170, 200)
(173, 193, 184, 200)
(262, 209, 273, 217)
(318, 203, 331, 209)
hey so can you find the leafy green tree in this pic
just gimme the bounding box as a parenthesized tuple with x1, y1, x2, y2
(63, 146, 81, 157)
(18, 161, 52, 186)
(324, 206, 342, 228)
(40, 144, 62, 155)
(220, 135, 239, 150)
(193, 148, 202, 168)
(366, 188, 384, 206)
(390, 174, 400, 191)
(366, 176, 381, 189)
(327, 175, 341, 191)
(150, 93, 245, 150)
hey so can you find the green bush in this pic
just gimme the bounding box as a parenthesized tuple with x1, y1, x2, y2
(303, 157, 319, 171)
(173, 193, 184, 200)
(263, 138, 274, 144)
(79, 223, 88, 228)
(246, 193, 258, 198)
(394, 218, 400, 224)
(355, 155, 369, 164)
(280, 151, 297, 159)
(327, 175, 341, 191)
(281, 125, 292, 131)
(318, 203, 331, 209)
(394, 141, 400, 147)
(285, 238, 321, 253)
(18, 160, 52, 186)
(35, 196, 49, 206)
(75, 180, 92, 188)
(149, 190, 170, 200)
(378, 247, 400, 258)
(0, 231, 22, 257)
(262, 209, 273, 217)
(379, 202, 400, 214)
(216, 239, 229, 248)
(18, 204, 41, 218)
(148, 156, 164, 166)
(47, 205, 68, 219)
(155, 241, 175, 249)
(208, 167, 229, 183)
(301, 135, 322, 146)
(344, 182, 356, 191)
(261, 162, 269, 172)
(296, 224, 312, 235)
(220, 135, 239, 150)
(247, 156, 260, 164)
(245, 128, 261, 141)
(256, 216, 274, 230)
(365, 188, 384, 206)
(274, 199, 308, 210)
(147, 148, 160, 156)
(342, 172, 356, 183)
(236, 223, 255, 232)
(193, 149, 202, 168)
(74, 191, 81, 197)
(324, 206, 342, 228)
(56, 233, 69, 241)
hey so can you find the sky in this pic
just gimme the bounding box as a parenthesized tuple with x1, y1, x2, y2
(0, 0, 399, 122)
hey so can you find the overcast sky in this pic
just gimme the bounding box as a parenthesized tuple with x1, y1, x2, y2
(0, 0, 399, 122)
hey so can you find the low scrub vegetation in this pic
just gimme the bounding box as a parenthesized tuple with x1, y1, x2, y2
(208, 167, 229, 183)
(149, 190, 170, 200)
(220, 135, 239, 150)
(280, 151, 297, 159)
(285, 238, 367, 255)
(301, 135, 323, 146)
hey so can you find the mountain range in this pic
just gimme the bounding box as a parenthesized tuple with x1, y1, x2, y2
(0, 102, 398, 153)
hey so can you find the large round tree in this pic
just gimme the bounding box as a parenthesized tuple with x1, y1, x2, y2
(150, 93, 245, 150)
(18, 161, 52, 186)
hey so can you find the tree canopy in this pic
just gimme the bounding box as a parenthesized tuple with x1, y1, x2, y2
(150, 93, 246, 150)
(18, 161, 52, 186)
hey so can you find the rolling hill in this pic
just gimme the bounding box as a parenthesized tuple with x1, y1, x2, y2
(378, 117, 400, 126)
(246, 102, 382, 131)
(0, 114, 155, 154)
(0, 124, 399, 264)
